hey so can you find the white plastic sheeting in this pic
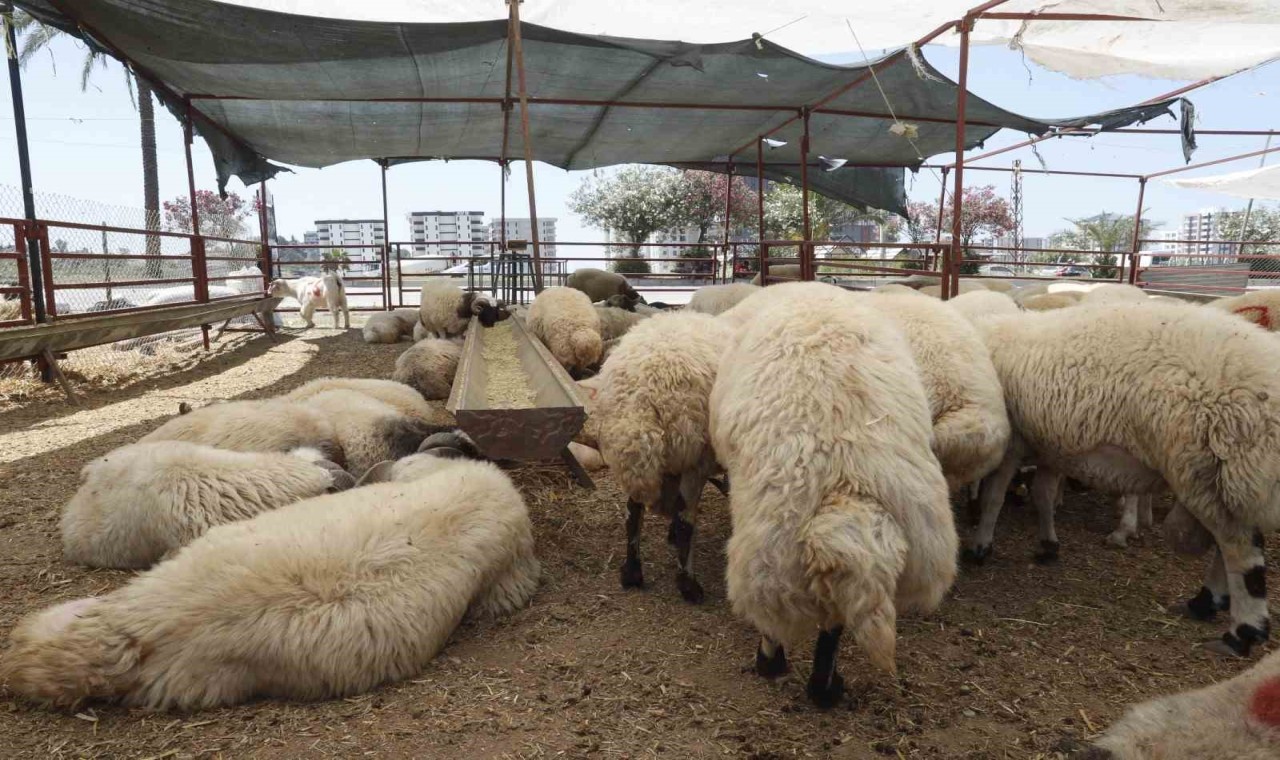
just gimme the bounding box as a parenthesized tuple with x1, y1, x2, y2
(1163, 163, 1280, 201)
(229, 0, 1280, 80)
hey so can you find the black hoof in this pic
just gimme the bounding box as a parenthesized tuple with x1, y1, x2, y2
(1207, 622, 1270, 658)
(961, 545, 991, 565)
(709, 477, 730, 496)
(1033, 540, 1060, 564)
(1180, 587, 1221, 621)
(806, 672, 845, 709)
(619, 560, 644, 589)
(755, 644, 789, 679)
(675, 572, 704, 604)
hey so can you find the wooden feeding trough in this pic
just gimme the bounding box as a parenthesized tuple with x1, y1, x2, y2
(447, 315, 593, 486)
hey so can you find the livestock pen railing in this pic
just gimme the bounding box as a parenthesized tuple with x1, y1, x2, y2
(1134, 239, 1280, 296)
(0, 220, 35, 329)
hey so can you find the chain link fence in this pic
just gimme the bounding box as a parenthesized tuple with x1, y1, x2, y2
(1137, 238, 1280, 296)
(0, 185, 270, 399)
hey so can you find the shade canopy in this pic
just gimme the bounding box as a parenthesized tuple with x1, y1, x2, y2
(1164, 163, 1280, 201)
(19, 0, 1194, 215)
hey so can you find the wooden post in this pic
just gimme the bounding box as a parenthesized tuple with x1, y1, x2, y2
(507, 0, 544, 294)
(946, 18, 973, 301)
(800, 108, 813, 281)
(1128, 178, 1147, 285)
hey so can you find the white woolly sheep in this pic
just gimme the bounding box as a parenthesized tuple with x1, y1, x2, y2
(1080, 283, 1149, 305)
(594, 304, 648, 342)
(686, 283, 759, 316)
(749, 263, 801, 285)
(982, 280, 1014, 294)
(392, 338, 463, 400)
(861, 290, 1011, 493)
(947, 289, 1020, 322)
(283, 376, 449, 425)
(711, 286, 956, 706)
(526, 286, 603, 378)
(1020, 290, 1085, 311)
(971, 300, 1280, 656)
(267, 276, 332, 328)
(871, 283, 927, 296)
(60, 442, 352, 569)
(299, 389, 443, 475)
(1209, 289, 1280, 330)
(566, 267, 641, 304)
(1, 442, 537, 711)
(1083, 648, 1280, 759)
(417, 281, 506, 339)
(362, 308, 419, 344)
(141, 398, 344, 466)
(582, 311, 734, 604)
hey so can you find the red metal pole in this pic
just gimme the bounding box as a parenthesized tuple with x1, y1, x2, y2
(1143, 144, 1280, 180)
(257, 180, 270, 290)
(380, 161, 391, 309)
(800, 109, 813, 282)
(1128, 178, 1147, 285)
(947, 18, 973, 301)
(183, 103, 211, 348)
(721, 159, 734, 285)
(756, 138, 766, 282)
(508, 0, 544, 295)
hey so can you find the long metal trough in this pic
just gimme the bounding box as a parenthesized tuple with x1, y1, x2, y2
(446, 315, 588, 464)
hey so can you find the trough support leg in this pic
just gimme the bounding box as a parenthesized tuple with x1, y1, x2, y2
(41, 349, 78, 406)
(200, 324, 211, 350)
(254, 311, 279, 343)
(560, 446, 595, 490)
(212, 318, 231, 343)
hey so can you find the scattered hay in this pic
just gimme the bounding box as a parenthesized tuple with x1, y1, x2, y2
(483, 322, 537, 410)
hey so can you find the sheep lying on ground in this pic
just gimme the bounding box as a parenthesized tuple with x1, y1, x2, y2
(566, 268, 642, 304)
(1, 437, 538, 711)
(1083, 649, 1280, 759)
(392, 339, 463, 400)
(583, 312, 734, 604)
(712, 286, 955, 706)
(526, 286, 603, 378)
(750, 263, 801, 285)
(283, 377, 449, 425)
(686, 283, 759, 316)
(862, 290, 1011, 493)
(300, 389, 442, 475)
(61, 442, 353, 569)
(362, 308, 420, 343)
(947, 289, 1020, 322)
(971, 300, 1280, 656)
(1020, 290, 1085, 311)
(141, 399, 344, 465)
(594, 304, 648, 342)
(418, 281, 506, 339)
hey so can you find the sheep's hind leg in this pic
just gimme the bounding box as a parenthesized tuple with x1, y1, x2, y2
(755, 636, 788, 678)
(669, 512, 702, 604)
(1176, 545, 1230, 621)
(1204, 528, 1269, 657)
(1108, 495, 1141, 547)
(964, 446, 1020, 564)
(619, 499, 645, 589)
(806, 627, 845, 708)
(1031, 465, 1063, 563)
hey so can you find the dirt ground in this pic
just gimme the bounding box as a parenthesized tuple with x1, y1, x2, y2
(0, 319, 1271, 759)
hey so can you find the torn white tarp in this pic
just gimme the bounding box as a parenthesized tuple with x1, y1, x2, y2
(225, 0, 1280, 80)
(1163, 163, 1280, 201)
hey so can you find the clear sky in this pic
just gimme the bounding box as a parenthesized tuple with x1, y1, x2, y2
(1, 28, 1275, 249)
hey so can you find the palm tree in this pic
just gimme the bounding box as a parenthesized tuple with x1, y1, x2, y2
(16, 12, 162, 276)
(1057, 211, 1159, 279)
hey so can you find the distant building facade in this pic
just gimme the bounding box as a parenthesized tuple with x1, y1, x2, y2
(409, 211, 487, 263)
(313, 219, 386, 263)
(488, 217, 558, 256)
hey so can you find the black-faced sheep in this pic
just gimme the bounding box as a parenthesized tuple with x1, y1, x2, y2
(300, 389, 442, 475)
(140, 399, 344, 466)
(417, 281, 506, 339)
(711, 286, 956, 706)
(392, 338, 463, 400)
(526, 286, 603, 378)
(60, 442, 353, 569)
(580, 311, 733, 604)
(0, 439, 538, 711)
(973, 300, 1280, 656)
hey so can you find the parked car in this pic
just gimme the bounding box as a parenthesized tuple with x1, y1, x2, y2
(1054, 265, 1091, 278)
(980, 265, 1017, 278)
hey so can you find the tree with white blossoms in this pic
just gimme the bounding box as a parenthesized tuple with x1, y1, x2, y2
(569, 167, 685, 273)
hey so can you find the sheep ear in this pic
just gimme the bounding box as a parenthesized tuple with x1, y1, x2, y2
(457, 292, 477, 319)
(355, 461, 396, 486)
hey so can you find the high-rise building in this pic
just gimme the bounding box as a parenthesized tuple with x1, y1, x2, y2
(488, 218, 557, 256)
(312, 219, 386, 264)
(1180, 207, 1235, 259)
(408, 211, 488, 266)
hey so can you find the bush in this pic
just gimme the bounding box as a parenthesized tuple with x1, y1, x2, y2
(1092, 253, 1118, 280)
(612, 257, 652, 275)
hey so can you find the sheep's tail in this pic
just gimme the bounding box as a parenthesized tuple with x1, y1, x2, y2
(598, 403, 666, 506)
(932, 405, 1009, 491)
(800, 493, 907, 676)
(0, 598, 139, 707)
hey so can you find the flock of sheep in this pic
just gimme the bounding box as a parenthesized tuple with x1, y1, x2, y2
(6, 266, 1280, 758)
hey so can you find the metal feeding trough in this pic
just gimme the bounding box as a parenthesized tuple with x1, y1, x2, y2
(446, 315, 593, 486)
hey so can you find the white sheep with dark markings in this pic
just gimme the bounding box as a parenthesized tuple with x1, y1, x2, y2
(711, 285, 956, 707)
(417, 281, 507, 339)
(0, 439, 538, 711)
(299, 389, 443, 476)
(60, 442, 353, 569)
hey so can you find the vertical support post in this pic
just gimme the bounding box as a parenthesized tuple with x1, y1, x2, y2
(380, 160, 391, 308)
(507, 0, 544, 294)
(800, 108, 813, 282)
(1128, 177, 1147, 285)
(184, 102, 210, 349)
(257, 180, 271, 291)
(756, 138, 765, 282)
(721, 160, 734, 285)
(947, 18, 973, 301)
(4, 9, 46, 323)
(499, 160, 507, 249)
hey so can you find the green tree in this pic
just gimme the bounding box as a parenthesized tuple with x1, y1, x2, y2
(570, 166, 684, 275)
(1218, 205, 1280, 273)
(17, 12, 161, 274)
(1052, 212, 1158, 278)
